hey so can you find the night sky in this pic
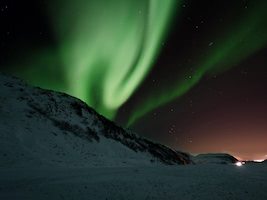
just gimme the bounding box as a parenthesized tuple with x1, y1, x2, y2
(1, 0, 266, 161)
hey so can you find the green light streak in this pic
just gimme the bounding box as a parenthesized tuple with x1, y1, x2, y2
(47, 0, 179, 118)
(127, 1, 267, 127)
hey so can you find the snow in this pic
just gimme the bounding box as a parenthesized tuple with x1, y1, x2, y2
(0, 73, 187, 168)
(1, 73, 267, 199)
(1, 164, 267, 199)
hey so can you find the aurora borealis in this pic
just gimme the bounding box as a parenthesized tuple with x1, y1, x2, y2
(126, 1, 267, 126)
(46, 0, 180, 119)
(1, 0, 267, 161)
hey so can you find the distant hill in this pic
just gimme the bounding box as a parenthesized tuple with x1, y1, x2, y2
(0, 73, 191, 168)
(175, 151, 239, 165)
(192, 153, 238, 164)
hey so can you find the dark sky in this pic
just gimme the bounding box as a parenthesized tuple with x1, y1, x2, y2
(1, 0, 266, 161)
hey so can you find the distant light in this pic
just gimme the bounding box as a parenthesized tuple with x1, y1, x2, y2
(236, 162, 243, 167)
(254, 160, 264, 163)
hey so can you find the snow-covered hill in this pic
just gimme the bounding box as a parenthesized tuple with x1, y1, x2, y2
(0, 73, 191, 168)
(192, 153, 238, 164)
(1, 73, 267, 200)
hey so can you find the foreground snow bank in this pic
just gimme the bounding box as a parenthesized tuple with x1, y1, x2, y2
(1, 164, 267, 200)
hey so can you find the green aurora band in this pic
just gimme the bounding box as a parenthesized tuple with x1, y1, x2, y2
(127, 1, 267, 126)
(46, 0, 180, 119)
(8, 1, 267, 127)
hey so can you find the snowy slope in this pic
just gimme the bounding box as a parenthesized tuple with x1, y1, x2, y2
(176, 150, 194, 162)
(0, 73, 190, 168)
(192, 153, 238, 164)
